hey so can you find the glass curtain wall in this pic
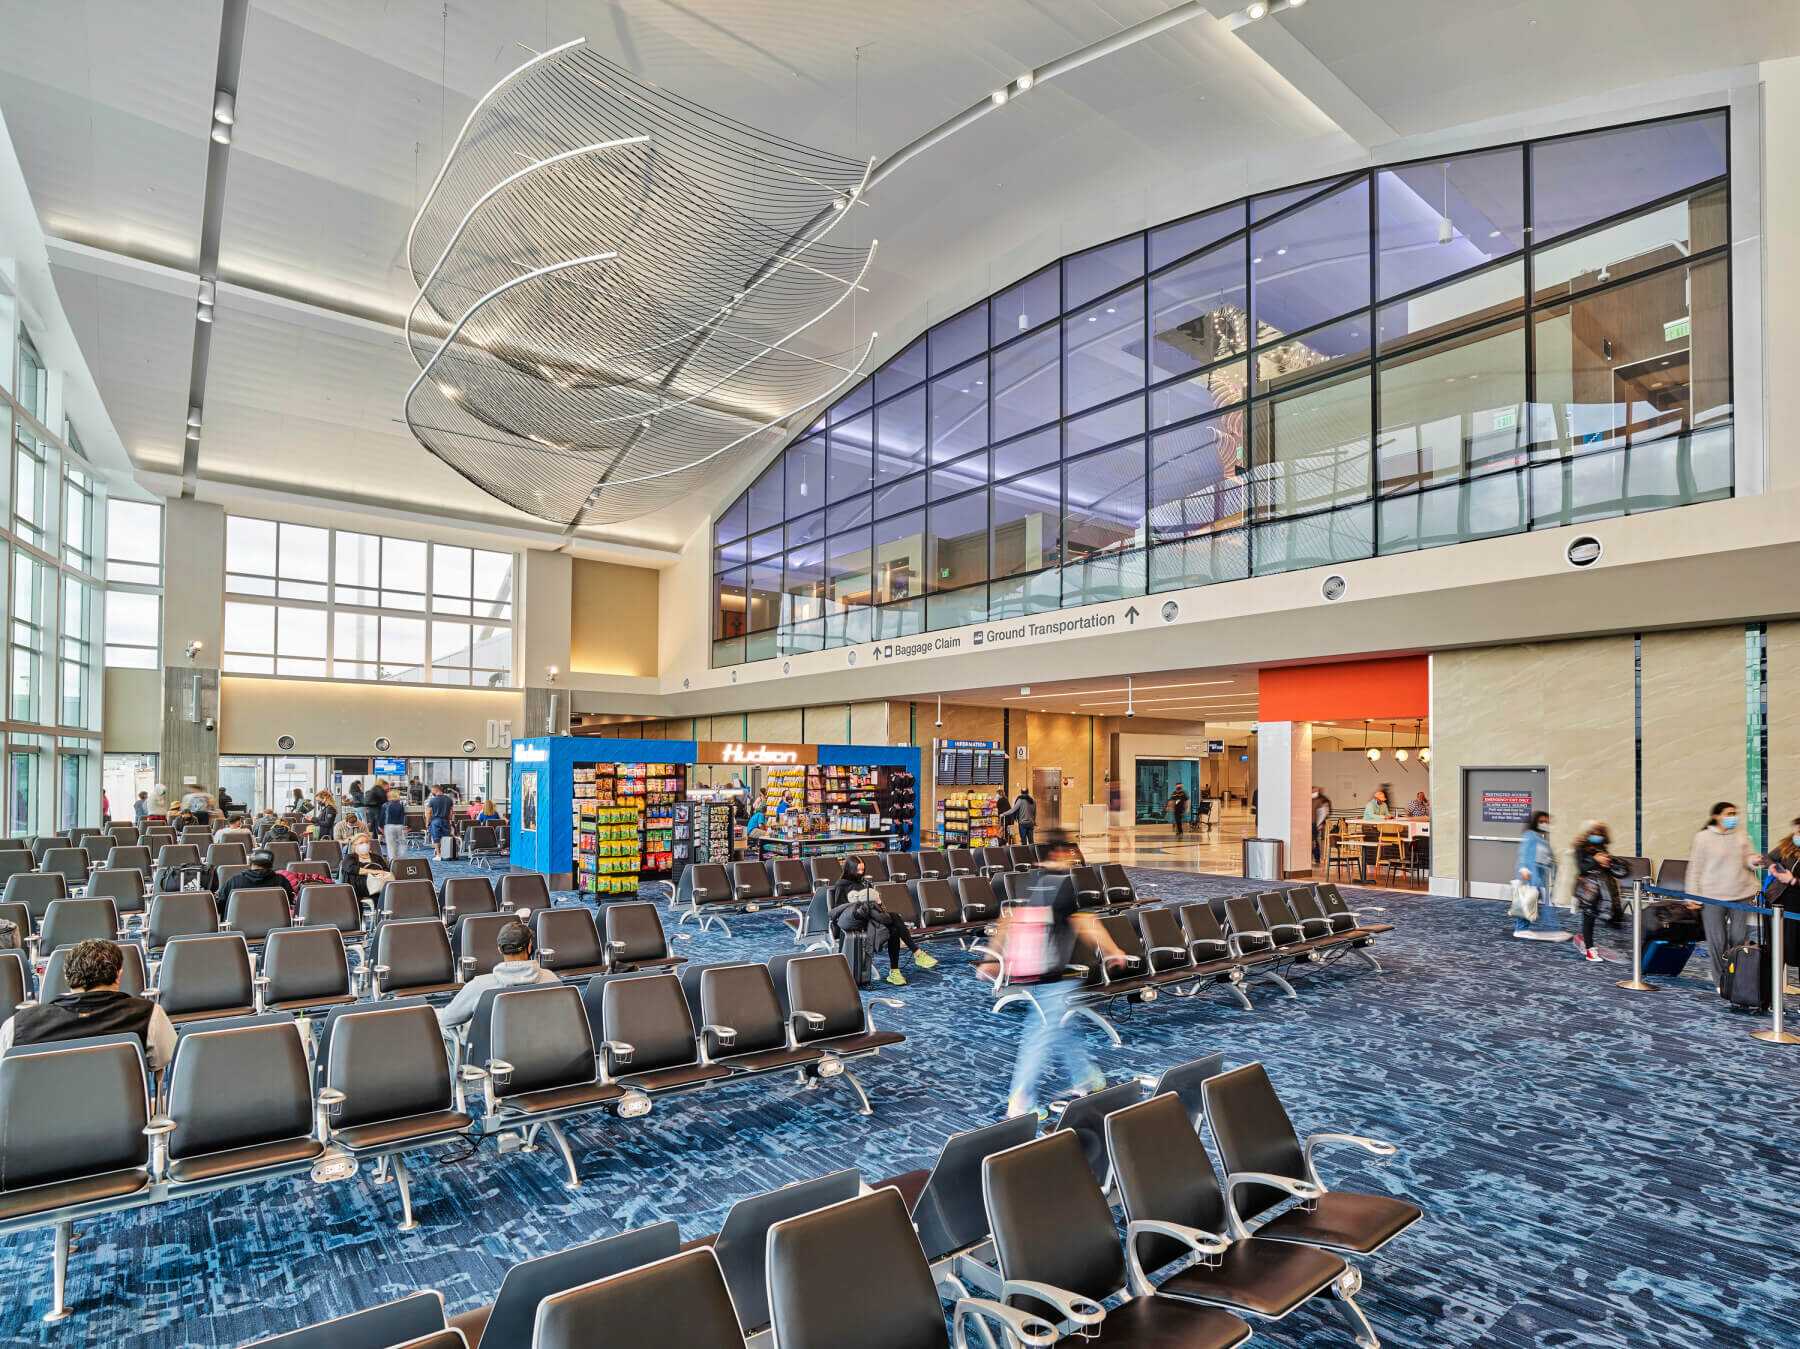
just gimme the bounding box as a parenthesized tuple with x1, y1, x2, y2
(0, 292, 106, 829)
(712, 110, 1733, 666)
(221, 518, 515, 686)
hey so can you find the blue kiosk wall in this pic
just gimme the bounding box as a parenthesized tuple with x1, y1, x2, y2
(510, 737, 923, 879)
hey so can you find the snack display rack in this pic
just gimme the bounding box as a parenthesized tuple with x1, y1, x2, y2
(935, 789, 1003, 847)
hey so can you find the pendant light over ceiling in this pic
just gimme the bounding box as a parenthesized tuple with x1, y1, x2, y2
(1364, 719, 1380, 763)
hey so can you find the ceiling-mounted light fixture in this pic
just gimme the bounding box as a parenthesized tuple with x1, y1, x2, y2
(186, 405, 202, 428)
(196, 278, 216, 323)
(1364, 718, 1380, 763)
(935, 695, 943, 729)
(990, 88, 1009, 106)
(211, 121, 232, 145)
(1015, 71, 1035, 91)
(1126, 676, 1135, 719)
(213, 90, 236, 125)
(1246, 2, 1269, 18)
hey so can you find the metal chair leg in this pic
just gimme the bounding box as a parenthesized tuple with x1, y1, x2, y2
(1060, 1003, 1123, 1047)
(837, 1067, 874, 1116)
(392, 1154, 419, 1231)
(44, 1220, 72, 1322)
(544, 1120, 580, 1188)
(1332, 1280, 1381, 1348)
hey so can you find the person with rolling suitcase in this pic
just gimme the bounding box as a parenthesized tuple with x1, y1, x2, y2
(427, 783, 456, 858)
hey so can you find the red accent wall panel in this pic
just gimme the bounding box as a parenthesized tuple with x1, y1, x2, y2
(1258, 656, 1429, 722)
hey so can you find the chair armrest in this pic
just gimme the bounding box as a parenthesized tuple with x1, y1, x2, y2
(597, 1039, 635, 1081)
(789, 1010, 827, 1040)
(968, 943, 1006, 987)
(1303, 1131, 1398, 1188)
(143, 1116, 177, 1181)
(458, 1063, 492, 1114)
(1124, 1219, 1231, 1296)
(865, 996, 903, 1031)
(1148, 945, 1189, 960)
(1268, 921, 1302, 941)
(252, 974, 270, 1013)
(952, 1297, 1058, 1349)
(1227, 930, 1269, 956)
(458, 955, 476, 980)
(999, 1279, 1105, 1331)
(699, 1024, 737, 1062)
(315, 1087, 346, 1142)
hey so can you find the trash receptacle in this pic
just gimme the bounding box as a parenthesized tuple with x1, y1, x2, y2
(1242, 837, 1284, 882)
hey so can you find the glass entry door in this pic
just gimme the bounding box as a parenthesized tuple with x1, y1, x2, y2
(1135, 758, 1200, 825)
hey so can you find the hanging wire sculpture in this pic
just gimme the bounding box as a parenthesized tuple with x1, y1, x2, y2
(404, 38, 877, 527)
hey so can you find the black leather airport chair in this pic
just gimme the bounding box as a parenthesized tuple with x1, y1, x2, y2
(1655, 857, 1688, 890)
(466, 824, 504, 868)
(40, 848, 90, 892)
(1051, 1078, 1143, 1193)
(781, 883, 836, 953)
(0, 1034, 154, 1321)
(258, 927, 357, 1016)
(497, 871, 551, 914)
(530, 1247, 745, 1349)
(769, 859, 813, 903)
(85, 867, 147, 922)
(1070, 865, 1106, 907)
(29, 835, 71, 863)
(521, 908, 601, 981)
(676, 861, 738, 933)
(223, 887, 293, 951)
(903, 877, 961, 929)
(380, 878, 442, 925)
(455, 912, 517, 981)
(594, 971, 732, 1096)
(38, 897, 123, 959)
(604, 900, 688, 972)
(0, 848, 33, 884)
(1137, 909, 1251, 1009)
(1091, 915, 1164, 994)
(1007, 846, 1038, 871)
(1210, 899, 1297, 999)
(872, 1114, 1039, 1277)
(1100, 863, 1138, 904)
(678, 959, 736, 1026)
(807, 854, 846, 890)
(1289, 890, 1384, 972)
(6, 870, 68, 922)
(1105, 1092, 1364, 1340)
(41, 942, 147, 1000)
(304, 839, 342, 867)
(470, 984, 626, 1187)
(978, 846, 1013, 877)
(1203, 1062, 1422, 1257)
(1175, 903, 1233, 964)
(698, 961, 824, 1074)
(915, 849, 951, 879)
(1254, 890, 1336, 955)
(775, 1185, 1049, 1349)
(441, 874, 498, 926)
(883, 851, 921, 883)
(0, 899, 31, 948)
(1000, 871, 1037, 907)
(264, 840, 302, 869)
(373, 919, 461, 1000)
(729, 859, 776, 906)
(852, 851, 891, 882)
(294, 884, 367, 964)
(782, 953, 905, 1113)
(956, 875, 1002, 922)
(161, 1015, 326, 1190)
(318, 1002, 475, 1229)
(445, 1221, 681, 1349)
(1150, 1052, 1228, 1130)
(1282, 886, 1338, 940)
(391, 856, 433, 883)
(692, 1169, 864, 1337)
(152, 843, 201, 886)
(206, 842, 248, 869)
(0, 949, 29, 1022)
(983, 1130, 1252, 1349)
(154, 933, 257, 1026)
(240, 1291, 454, 1349)
(1315, 883, 1394, 935)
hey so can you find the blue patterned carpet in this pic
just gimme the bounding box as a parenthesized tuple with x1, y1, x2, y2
(0, 861, 1794, 1348)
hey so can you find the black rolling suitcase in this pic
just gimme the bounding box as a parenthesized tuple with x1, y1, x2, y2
(1721, 938, 1771, 1012)
(838, 924, 876, 988)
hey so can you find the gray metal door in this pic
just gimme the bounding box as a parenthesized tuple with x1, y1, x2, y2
(1032, 767, 1062, 832)
(1460, 766, 1547, 899)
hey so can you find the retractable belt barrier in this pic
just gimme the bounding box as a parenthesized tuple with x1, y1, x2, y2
(1621, 881, 1800, 1047)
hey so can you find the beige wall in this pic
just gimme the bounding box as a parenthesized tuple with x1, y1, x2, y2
(1021, 711, 1097, 827)
(219, 678, 524, 757)
(570, 559, 659, 677)
(1430, 636, 1636, 888)
(1767, 621, 1800, 829)
(103, 668, 161, 752)
(1639, 628, 1747, 862)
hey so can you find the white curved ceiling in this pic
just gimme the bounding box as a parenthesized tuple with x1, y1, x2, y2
(1, 0, 1795, 554)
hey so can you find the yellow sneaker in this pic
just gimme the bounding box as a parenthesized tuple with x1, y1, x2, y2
(913, 950, 939, 969)
(886, 969, 908, 986)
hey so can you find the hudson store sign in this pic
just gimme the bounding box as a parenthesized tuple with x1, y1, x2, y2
(697, 742, 819, 765)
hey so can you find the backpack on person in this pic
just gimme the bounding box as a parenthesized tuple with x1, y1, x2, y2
(1721, 938, 1771, 1012)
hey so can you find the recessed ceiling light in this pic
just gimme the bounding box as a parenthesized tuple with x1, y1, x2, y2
(1276, 247, 1287, 255)
(1246, 1, 1268, 17)
(991, 88, 1009, 106)
(1489, 230, 1501, 238)
(211, 122, 232, 145)
(1252, 256, 1263, 264)
(213, 90, 236, 125)
(1016, 72, 1035, 91)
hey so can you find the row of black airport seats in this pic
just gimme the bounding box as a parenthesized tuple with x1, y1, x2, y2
(0, 950, 903, 1322)
(672, 848, 1145, 937)
(0, 884, 688, 1034)
(242, 1055, 1420, 1349)
(977, 884, 1394, 1043)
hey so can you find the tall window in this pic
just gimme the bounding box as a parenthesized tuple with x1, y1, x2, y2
(11, 552, 44, 722)
(104, 498, 162, 671)
(62, 459, 93, 573)
(12, 429, 46, 547)
(222, 516, 514, 686)
(710, 109, 1735, 665)
(60, 577, 91, 727)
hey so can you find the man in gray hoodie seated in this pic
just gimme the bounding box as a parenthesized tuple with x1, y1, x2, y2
(436, 919, 561, 1029)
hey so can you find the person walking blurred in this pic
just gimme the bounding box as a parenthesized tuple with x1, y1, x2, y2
(1573, 822, 1630, 962)
(1511, 810, 1568, 941)
(1690, 801, 1763, 987)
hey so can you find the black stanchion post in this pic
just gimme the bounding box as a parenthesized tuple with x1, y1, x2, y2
(1751, 899, 1800, 1046)
(1616, 879, 1656, 993)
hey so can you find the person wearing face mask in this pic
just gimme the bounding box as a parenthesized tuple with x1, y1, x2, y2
(1689, 801, 1763, 988)
(1760, 816, 1800, 991)
(1573, 822, 1630, 962)
(338, 831, 391, 904)
(1511, 810, 1568, 940)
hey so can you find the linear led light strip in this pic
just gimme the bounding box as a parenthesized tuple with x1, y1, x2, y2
(999, 679, 1237, 700)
